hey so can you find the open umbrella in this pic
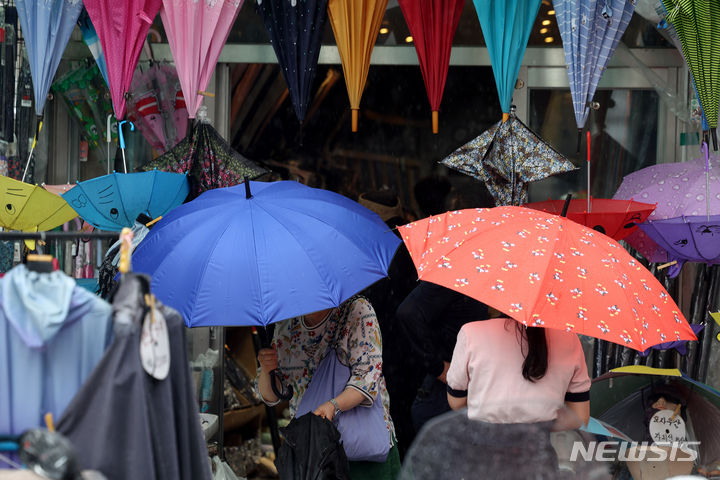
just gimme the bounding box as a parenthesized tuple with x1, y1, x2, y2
(327, 0, 388, 132)
(15, 0, 84, 182)
(256, 0, 329, 123)
(141, 120, 268, 199)
(473, 0, 540, 120)
(61, 170, 189, 231)
(553, 0, 635, 141)
(441, 113, 576, 206)
(160, 0, 243, 119)
(83, 0, 163, 119)
(662, 0, 720, 148)
(131, 180, 401, 327)
(0, 175, 77, 232)
(398, 0, 464, 134)
(398, 206, 697, 350)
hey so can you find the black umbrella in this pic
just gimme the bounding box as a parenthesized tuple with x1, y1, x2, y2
(256, 0, 329, 123)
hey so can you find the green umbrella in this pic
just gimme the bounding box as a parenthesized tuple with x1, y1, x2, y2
(663, 0, 720, 148)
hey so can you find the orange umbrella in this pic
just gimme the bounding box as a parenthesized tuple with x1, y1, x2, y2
(327, 0, 388, 132)
(398, 206, 697, 351)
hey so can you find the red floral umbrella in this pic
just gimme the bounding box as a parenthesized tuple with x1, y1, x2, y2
(398, 0, 464, 134)
(398, 206, 697, 350)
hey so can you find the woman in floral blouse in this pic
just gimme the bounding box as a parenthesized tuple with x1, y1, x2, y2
(256, 296, 400, 479)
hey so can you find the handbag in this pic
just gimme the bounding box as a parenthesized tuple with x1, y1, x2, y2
(296, 348, 391, 463)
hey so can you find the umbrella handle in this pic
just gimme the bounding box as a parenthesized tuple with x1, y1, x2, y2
(270, 369, 293, 401)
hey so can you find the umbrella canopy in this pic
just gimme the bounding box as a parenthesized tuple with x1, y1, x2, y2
(398, 0, 464, 134)
(327, 0, 389, 132)
(42, 183, 75, 196)
(15, 0, 84, 117)
(77, 8, 110, 87)
(473, 0, 541, 117)
(0, 175, 77, 232)
(662, 0, 720, 147)
(160, 0, 243, 119)
(523, 198, 655, 241)
(398, 206, 697, 350)
(83, 0, 163, 119)
(257, 0, 329, 123)
(140, 121, 268, 199)
(441, 114, 576, 206)
(553, 0, 635, 131)
(592, 366, 720, 467)
(131, 180, 401, 327)
(61, 171, 189, 231)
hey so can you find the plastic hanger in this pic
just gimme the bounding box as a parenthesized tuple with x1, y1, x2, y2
(26, 254, 53, 273)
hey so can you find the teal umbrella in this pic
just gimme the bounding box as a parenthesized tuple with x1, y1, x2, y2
(472, 0, 541, 119)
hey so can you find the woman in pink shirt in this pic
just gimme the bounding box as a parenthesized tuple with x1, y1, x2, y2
(446, 318, 591, 427)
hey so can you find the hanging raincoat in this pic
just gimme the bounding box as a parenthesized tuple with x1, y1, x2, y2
(0, 264, 113, 435)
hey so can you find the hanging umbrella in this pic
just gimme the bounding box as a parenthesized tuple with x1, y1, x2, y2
(398, 206, 697, 350)
(473, 0, 540, 120)
(661, 0, 720, 148)
(140, 121, 268, 199)
(553, 0, 635, 141)
(441, 113, 576, 206)
(61, 170, 189, 231)
(77, 8, 110, 87)
(131, 180, 401, 327)
(162, 63, 189, 141)
(327, 0, 389, 132)
(15, 0, 84, 182)
(398, 0, 464, 134)
(256, 0, 329, 123)
(42, 183, 75, 196)
(592, 366, 720, 469)
(83, 0, 163, 119)
(0, 175, 77, 232)
(159, 0, 243, 119)
(523, 198, 655, 241)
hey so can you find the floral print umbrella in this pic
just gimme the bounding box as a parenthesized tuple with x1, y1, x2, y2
(398, 206, 697, 350)
(441, 114, 576, 206)
(140, 121, 268, 199)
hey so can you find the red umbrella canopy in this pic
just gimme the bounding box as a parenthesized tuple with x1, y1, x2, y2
(398, 0, 464, 134)
(398, 207, 697, 351)
(84, 0, 163, 119)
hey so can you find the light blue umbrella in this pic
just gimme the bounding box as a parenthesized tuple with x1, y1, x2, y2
(473, 0, 542, 118)
(553, 0, 635, 133)
(62, 170, 189, 231)
(77, 8, 109, 87)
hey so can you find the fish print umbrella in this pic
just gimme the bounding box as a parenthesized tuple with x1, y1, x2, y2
(441, 114, 576, 206)
(398, 207, 697, 350)
(662, 0, 720, 148)
(0, 175, 77, 232)
(473, 0, 541, 119)
(327, 0, 389, 132)
(61, 170, 189, 231)
(398, 0, 464, 134)
(140, 121, 268, 199)
(83, 0, 163, 119)
(160, 0, 243, 119)
(256, 0, 329, 123)
(131, 180, 401, 327)
(553, 0, 635, 137)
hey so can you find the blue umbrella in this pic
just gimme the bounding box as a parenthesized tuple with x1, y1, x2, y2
(62, 170, 189, 231)
(256, 0, 329, 122)
(553, 0, 635, 134)
(473, 0, 541, 119)
(131, 180, 401, 327)
(77, 8, 110, 88)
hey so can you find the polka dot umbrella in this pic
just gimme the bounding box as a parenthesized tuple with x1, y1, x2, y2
(398, 206, 697, 351)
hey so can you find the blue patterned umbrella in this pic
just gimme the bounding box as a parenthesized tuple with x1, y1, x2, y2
(77, 8, 110, 87)
(553, 0, 635, 134)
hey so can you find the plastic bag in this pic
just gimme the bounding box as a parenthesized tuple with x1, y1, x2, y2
(212, 456, 244, 480)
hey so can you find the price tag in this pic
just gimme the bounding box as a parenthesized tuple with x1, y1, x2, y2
(140, 295, 170, 380)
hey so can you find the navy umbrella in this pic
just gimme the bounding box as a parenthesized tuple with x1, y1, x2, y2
(256, 0, 329, 122)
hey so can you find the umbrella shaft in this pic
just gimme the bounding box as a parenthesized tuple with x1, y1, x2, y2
(20, 144, 35, 183)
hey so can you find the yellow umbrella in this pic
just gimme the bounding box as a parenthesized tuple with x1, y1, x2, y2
(0, 176, 77, 233)
(327, 0, 388, 132)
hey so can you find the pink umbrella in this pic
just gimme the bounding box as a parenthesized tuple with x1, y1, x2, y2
(160, 0, 244, 119)
(161, 64, 189, 142)
(83, 0, 163, 119)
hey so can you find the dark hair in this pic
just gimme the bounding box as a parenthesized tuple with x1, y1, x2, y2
(516, 323, 548, 382)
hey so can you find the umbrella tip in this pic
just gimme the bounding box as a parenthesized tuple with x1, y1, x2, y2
(432, 111, 439, 134)
(502, 112, 510, 123)
(244, 176, 252, 199)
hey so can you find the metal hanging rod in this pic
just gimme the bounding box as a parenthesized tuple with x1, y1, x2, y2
(0, 231, 119, 240)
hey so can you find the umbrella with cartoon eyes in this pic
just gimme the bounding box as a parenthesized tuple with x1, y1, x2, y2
(0, 175, 77, 233)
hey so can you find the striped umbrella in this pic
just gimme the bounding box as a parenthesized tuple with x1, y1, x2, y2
(662, 0, 720, 149)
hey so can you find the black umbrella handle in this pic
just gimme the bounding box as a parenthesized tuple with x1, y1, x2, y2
(255, 326, 293, 401)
